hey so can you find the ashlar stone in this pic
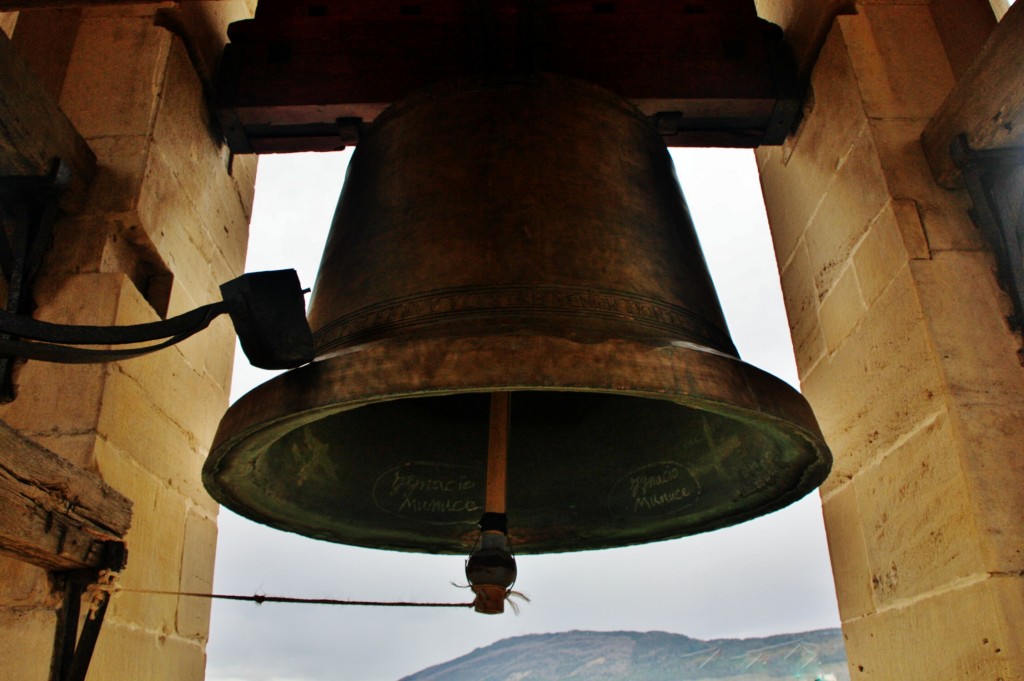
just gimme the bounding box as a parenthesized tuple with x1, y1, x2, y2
(803, 125, 891, 303)
(821, 483, 875, 621)
(842, 575, 1024, 680)
(0, 607, 56, 680)
(818, 264, 867, 354)
(59, 15, 172, 140)
(86, 619, 207, 681)
(802, 266, 947, 497)
(838, 5, 955, 120)
(851, 202, 914, 308)
(779, 240, 827, 376)
(855, 411, 984, 607)
(176, 509, 218, 640)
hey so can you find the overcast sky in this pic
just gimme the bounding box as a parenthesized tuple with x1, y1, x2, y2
(204, 147, 841, 681)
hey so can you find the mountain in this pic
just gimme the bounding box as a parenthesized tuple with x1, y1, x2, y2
(399, 628, 848, 681)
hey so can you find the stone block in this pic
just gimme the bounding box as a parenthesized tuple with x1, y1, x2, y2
(0, 607, 56, 681)
(0, 12, 17, 38)
(59, 16, 172, 139)
(94, 441, 186, 633)
(842, 575, 1024, 679)
(912, 252, 1024, 408)
(0, 555, 52, 607)
(80, 134, 150, 215)
(779, 241, 827, 376)
(928, 0, 997, 79)
(852, 202, 912, 307)
(97, 368, 216, 518)
(0, 359, 105, 448)
(753, 0, 850, 76)
(758, 137, 827, 272)
(205, 314, 238, 393)
(165, 0, 255, 83)
(856, 411, 983, 607)
(81, 6, 161, 19)
(868, 118, 981, 252)
(759, 23, 870, 268)
(802, 266, 947, 497)
(890, 199, 930, 261)
(9, 8, 81, 101)
(838, 6, 955, 120)
(230, 152, 258, 223)
(912, 253, 1024, 571)
(0, 273, 130, 441)
(147, 39, 249, 277)
(803, 126, 891, 303)
(137, 149, 242, 306)
(951, 400, 1024, 572)
(111, 349, 227, 452)
(38, 214, 116, 280)
(821, 483, 875, 621)
(87, 620, 207, 681)
(107, 274, 230, 447)
(152, 271, 236, 393)
(30, 432, 99, 472)
(176, 510, 217, 639)
(818, 265, 866, 354)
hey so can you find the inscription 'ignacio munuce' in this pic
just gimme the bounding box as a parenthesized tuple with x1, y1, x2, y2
(373, 463, 482, 524)
(609, 461, 701, 517)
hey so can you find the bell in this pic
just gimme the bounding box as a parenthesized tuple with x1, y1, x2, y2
(204, 74, 831, 555)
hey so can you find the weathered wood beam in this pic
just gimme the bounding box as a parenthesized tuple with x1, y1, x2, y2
(922, 0, 1024, 188)
(0, 30, 94, 209)
(0, 420, 131, 572)
(0, 1, 223, 8)
(217, 1, 801, 153)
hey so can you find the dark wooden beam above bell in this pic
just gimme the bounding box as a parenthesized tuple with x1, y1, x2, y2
(215, 0, 801, 154)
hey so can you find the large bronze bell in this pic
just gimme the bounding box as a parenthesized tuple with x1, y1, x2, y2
(204, 74, 831, 555)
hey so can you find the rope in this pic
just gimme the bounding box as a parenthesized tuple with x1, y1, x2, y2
(86, 575, 472, 609)
(117, 589, 474, 609)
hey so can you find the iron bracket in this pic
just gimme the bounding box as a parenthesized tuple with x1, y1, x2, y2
(49, 542, 128, 681)
(0, 160, 71, 402)
(951, 135, 1024, 331)
(0, 269, 313, 380)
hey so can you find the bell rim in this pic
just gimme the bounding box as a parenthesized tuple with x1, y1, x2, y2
(206, 334, 832, 553)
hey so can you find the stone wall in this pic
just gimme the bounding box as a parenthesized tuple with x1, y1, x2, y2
(756, 2, 1024, 678)
(1, 1, 1022, 680)
(0, 3, 255, 679)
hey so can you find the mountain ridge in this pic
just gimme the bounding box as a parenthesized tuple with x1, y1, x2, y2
(399, 628, 848, 681)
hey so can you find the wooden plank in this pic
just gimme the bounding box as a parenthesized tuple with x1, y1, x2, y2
(0, 30, 94, 209)
(216, 7, 798, 152)
(922, 0, 1024, 187)
(0, 419, 131, 572)
(0, 0, 224, 8)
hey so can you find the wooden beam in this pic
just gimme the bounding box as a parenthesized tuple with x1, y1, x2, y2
(0, 1, 224, 8)
(0, 28, 94, 210)
(922, 0, 1024, 187)
(0, 420, 131, 572)
(216, 0, 801, 153)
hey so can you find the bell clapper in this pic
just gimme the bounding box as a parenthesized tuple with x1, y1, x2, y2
(465, 392, 518, 614)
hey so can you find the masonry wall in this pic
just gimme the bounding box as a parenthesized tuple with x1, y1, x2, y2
(756, 1, 1024, 678)
(1, 1, 1022, 680)
(0, 3, 256, 679)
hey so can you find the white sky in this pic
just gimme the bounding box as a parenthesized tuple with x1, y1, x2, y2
(205, 148, 841, 681)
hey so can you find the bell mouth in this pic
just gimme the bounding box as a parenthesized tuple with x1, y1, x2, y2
(205, 334, 831, 555)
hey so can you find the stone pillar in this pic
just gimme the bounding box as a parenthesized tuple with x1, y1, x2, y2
(757, 2, 1024, 679)
(0, 3, 254, 679)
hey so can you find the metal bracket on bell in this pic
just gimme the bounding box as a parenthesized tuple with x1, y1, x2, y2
(220, 269, 315, 369)
(465, 512, 517, 615)
(0, 269, 313, 372)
